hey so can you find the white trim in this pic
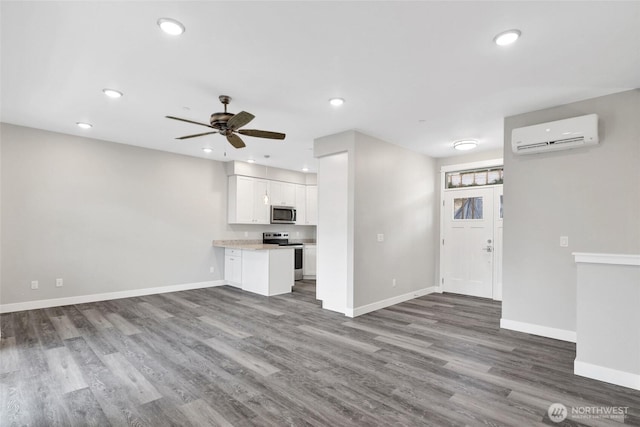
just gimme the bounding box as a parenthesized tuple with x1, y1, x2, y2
(321, 301, 346, 315)
(574, 360, 640, 391)
(0, 280, 225, 314)
(440, 158, 504, 173)
(345, 286, 437, 318)
(500, 318, 577, 343)
(573, 252, 640, 266)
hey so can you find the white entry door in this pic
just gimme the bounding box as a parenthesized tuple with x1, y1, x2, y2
(442, 187, 498, 298)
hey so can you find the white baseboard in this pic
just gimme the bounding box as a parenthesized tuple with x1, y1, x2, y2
(574, 360, 640, 391)
(345, 286, 437, 318)
(0, 280, 225, 314)
(500, 318, 577, 343)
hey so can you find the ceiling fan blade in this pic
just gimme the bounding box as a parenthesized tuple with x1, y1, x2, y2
(166, 116, 214, 129)
(176, 131, 219, 140)
(237, 129, 286, 140)
(226, 111, 255, 130)
(226, 133, 246, 149)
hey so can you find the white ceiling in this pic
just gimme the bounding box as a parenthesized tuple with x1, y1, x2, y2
(2, 1, 639, 173)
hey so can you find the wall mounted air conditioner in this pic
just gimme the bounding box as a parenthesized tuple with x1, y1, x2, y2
(511, 113, 599, 155)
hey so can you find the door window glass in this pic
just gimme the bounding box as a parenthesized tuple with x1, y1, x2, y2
(454, 197, 483, 219)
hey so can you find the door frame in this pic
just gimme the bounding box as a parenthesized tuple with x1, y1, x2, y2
(439, 158, 503, 300)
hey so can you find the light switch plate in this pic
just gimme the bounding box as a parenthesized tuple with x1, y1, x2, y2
(377, 233, 384, 242)
(560, 236, 569, 247)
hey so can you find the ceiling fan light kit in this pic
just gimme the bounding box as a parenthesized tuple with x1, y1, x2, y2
(166, 95, 286, 149)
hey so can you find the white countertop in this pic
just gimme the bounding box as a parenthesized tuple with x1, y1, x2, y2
(213, 239, 315, 251)
(213, 241, 293, 251)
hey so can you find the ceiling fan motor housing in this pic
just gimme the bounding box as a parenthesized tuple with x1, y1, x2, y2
(210, 112, 234, 130)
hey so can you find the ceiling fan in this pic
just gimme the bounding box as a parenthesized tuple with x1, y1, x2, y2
(166, 95, 286, 149)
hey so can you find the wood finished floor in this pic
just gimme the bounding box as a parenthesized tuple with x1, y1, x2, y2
(1, 281, 639, 426)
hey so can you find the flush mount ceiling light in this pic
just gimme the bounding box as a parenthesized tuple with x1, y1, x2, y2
(453, 139, 478, 151)
(247, 159, 255, 163)
(157, 18, 185, 36)
(329, 98, 345, 106)
(76, 122, 93, 129)
(302, 167, 309, 172)
(202, 147, 213, 153)
(493, 29, 521, 46)
(102, 88, 123, 98)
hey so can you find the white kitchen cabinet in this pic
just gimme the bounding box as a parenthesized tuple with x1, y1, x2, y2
(303, 244, 317, 278)
(224, 248, 242, 287)
(241, 248, 294, 296)
(295, 184, 307, 225)
(268, 181, 296, 206)
(228, 176, 270, 224)
(305, 185, 318, 225)
(221, 246, 294, 296)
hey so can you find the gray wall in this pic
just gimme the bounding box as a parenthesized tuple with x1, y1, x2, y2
(352, 132, 436, 307)
(0, 123, 315, 305)
(502, 89, 640, 333)
(576, 262, 640, 376)
(314, 130, 436, 312)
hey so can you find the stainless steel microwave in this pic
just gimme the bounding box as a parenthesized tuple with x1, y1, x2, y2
(270, 205, 296, 224)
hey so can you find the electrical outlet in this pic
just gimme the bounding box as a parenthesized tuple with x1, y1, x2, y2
(392, 278, 397, 288)
(56, 278, 63, 287)
(31, 280, 39, 290)
(377, 233, 384, 242)
(209, 266, 215, 273)
(560, 236, 569, 247)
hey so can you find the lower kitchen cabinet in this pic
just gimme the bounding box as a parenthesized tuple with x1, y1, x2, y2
(224, 248, 242, 288)
(222, 247, 294, 296)
(242, 249, 294, 296)
(303, 244, 316, 278)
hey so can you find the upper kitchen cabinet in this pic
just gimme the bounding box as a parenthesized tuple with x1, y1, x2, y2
(228, 176, 270, 224)
(305, 185, 318, 225)
(268, 181, 296, 206)
(295, 184, 307, 225)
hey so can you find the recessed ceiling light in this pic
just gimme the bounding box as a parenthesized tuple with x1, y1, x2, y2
(247, 159, 255, 163)
(493, 29, 521, 46)
(453, 139, 478, 151)
(302, 167, 309, 172)
(329, 98, 345, 106)
(157, 18, 185, 36)
(76, 122, 92, 129)
(102, 88, 123, 98)
(202, 147, 213, 153)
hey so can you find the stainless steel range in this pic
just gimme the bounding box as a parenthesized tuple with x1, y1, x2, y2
(263, 232, 303, 280)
